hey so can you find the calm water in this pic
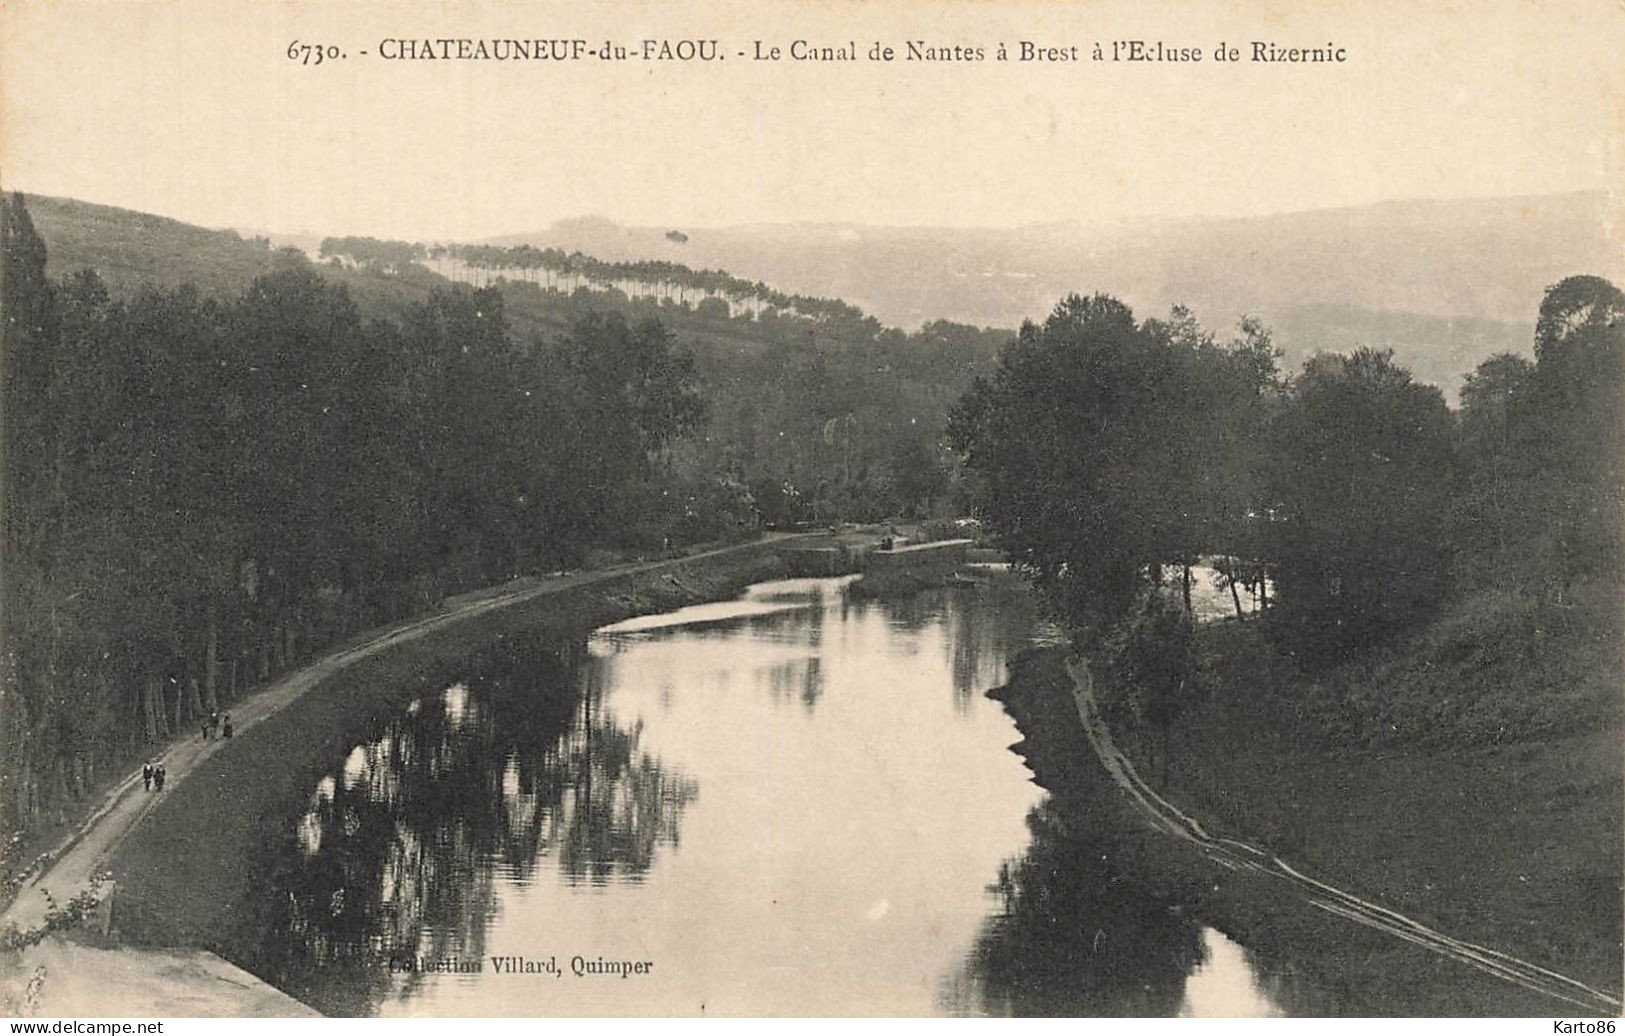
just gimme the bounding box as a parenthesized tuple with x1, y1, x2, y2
(251, 574, 1293, 1016)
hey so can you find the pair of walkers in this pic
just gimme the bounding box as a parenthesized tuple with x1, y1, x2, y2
(141, 760, 167, 792)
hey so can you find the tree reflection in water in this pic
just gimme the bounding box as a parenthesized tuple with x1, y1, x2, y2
(248, 633, 697, 1016)
(740, 606, 827, 710)
(944, 799, 1207, 1016)
(939, 578, 1042, 713)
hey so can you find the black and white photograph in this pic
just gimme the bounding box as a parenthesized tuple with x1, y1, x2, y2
(0, 0, 1621, 1022)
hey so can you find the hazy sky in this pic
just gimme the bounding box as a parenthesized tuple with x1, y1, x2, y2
(3, 0, 1621, 240)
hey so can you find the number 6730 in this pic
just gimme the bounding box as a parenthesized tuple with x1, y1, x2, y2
(287, 41, 342, 65)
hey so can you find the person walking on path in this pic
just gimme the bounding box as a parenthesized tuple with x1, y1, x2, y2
(222, 714, 233, 739)
(142, 761, 153, 792)
(153, 762, 166, 792)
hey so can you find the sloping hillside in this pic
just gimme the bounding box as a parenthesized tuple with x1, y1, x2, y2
(26, 194, 586, 346)
(28, 194, 282, 299)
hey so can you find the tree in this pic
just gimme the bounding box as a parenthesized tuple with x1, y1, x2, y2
(1453, 277, 1625, 592)
(1, 192, 59, 575)
(1099, 589, 1195, 780)
(1264, 348, 1455, 662)
(535, 312, 708, 552)
(1534, 275, 1625, 364)
(1, 192, 61, 828)
(885, 434, 947, 517)
(1452, 352, 1535, 579)
(1524, 276, 1624, 585)
(950, 294, 1201, 641)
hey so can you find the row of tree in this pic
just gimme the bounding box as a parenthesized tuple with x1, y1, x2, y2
(950, 298, 1279, 644)
(320, 235, 884, 327)
(950, 277, 1622, 683)
(2, 194, 709, 835)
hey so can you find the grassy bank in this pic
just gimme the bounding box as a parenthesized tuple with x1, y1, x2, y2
(104, 545, 794, 962)
(990, 647, 1619, 1015)
(1137, 581, 1623, 997)
(1222, 580, 1623, 749)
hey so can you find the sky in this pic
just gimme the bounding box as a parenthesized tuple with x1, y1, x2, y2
(2, 0, 1622, 241)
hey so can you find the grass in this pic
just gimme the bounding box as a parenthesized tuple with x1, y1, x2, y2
(1219, 580, 1624, 749)
(1143, 580, 1624, 993)
(989, 648, 1610, 1015)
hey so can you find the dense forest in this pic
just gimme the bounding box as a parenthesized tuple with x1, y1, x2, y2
(28, 196, 1014, 526)
(0, 194, 1005, 842)
(0, 197, 716, 836)
(950, 278, 1623, 749)
(312, 233, 1010, 524)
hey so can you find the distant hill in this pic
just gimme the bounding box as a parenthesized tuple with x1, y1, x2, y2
(23, 194, 560, 339)
(21, 190, 1619, 400)
(488, 193, 1617, 397)
(17, 190, 1001, 392)
(26, 193, 283, 299)
(492, 194, 1616, 327)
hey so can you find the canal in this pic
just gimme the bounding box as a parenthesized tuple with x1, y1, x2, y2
(246, 573, 1293, 1016)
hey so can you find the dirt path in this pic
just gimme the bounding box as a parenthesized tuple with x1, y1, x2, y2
(1064, 659, 1623, 1015)
(0, 537, 802, 939)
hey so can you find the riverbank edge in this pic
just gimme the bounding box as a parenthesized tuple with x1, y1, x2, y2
(98, 541, 803, 1004)
(989, 644, 1623, 1015)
